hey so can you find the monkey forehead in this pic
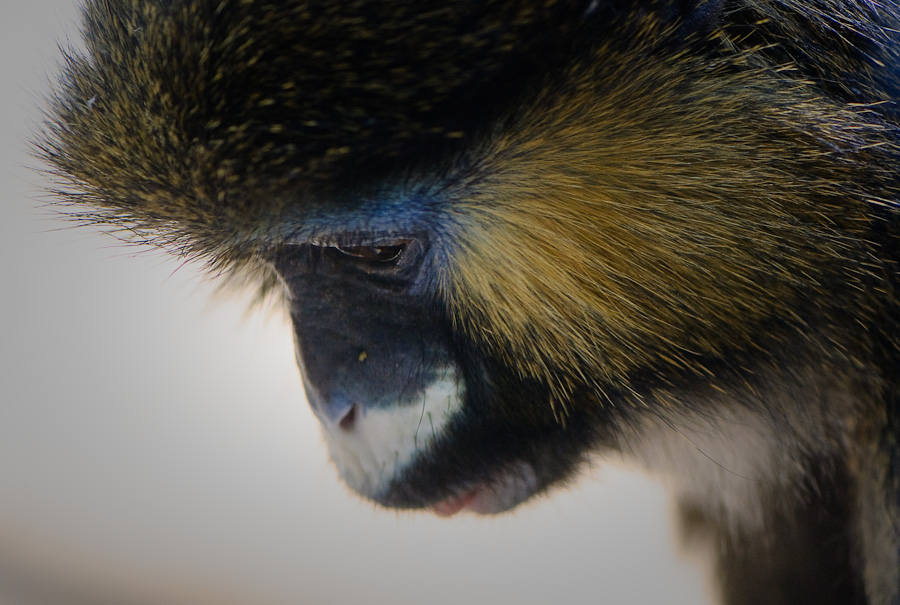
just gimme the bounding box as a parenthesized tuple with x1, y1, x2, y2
(48, 1, 583, 186)
(41, 0, 606, 261)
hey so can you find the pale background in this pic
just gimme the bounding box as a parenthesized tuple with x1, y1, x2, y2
(1, 2, 714, 604)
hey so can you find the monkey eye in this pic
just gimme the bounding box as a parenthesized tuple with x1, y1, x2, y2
(331, 243, 407, 264)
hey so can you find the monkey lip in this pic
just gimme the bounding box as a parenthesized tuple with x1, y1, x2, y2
(427, 463, 541, 517)
(429, 488, 481, 517)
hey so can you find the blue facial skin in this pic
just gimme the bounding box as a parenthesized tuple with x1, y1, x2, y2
(273, 176, 461, 418)
(277, 170, 466, 295)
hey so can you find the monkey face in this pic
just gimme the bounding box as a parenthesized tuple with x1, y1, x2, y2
(274, 219, 596, 515)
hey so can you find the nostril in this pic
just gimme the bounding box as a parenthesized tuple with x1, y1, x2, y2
(339, 404, 359, 432)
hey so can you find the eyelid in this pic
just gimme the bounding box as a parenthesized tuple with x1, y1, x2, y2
(274, 236, 424, 284)
(307, 232, 414, 247)
(311, 236, 418, 272)
(331, 243, 407, 263)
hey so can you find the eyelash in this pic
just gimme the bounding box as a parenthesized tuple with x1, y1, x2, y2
(327, 243, 407, 263)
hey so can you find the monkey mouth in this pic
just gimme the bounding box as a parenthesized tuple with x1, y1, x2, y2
(430, 488, 480, 517)
(426, 461, 540, 517)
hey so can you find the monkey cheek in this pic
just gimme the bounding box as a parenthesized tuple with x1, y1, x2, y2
(315, 370, 465, 501)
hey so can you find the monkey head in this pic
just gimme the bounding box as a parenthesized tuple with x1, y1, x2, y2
(38, 0, 900, 529)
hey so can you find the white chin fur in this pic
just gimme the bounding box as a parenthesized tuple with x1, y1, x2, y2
(320, 369, 464, 499)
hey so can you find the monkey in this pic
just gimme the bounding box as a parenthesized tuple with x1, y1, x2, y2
(36, 0, 900, 603)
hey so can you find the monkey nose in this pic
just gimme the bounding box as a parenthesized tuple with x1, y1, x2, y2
(302, 380, 360, 432)
(338, 404, 358, 432)
(317, 397, 359, 432)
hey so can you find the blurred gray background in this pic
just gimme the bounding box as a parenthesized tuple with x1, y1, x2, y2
(1, 2, 713, 604)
